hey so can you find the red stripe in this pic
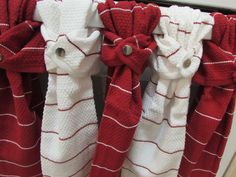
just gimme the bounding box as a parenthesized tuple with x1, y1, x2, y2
(133, 139, 184, 154)
(42, 122, 98, 141)
(46, 34, 100, 56)
(142, 116, 186, 128)
(41, 142, 96, 163)
(178, 29, 191, 34)
(49, 72, 69, 76)
(58, 97, 94, 111)
(68, 159, 93, 177)
(126, 158, 178, 176)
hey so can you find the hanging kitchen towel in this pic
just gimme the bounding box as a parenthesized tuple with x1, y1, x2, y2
(35, 0, 101, 176)
(0, 0, 46, 176)
(178, 13, 236, 177)
(122, 6, 214, 177)
(89, 1, 160, 177)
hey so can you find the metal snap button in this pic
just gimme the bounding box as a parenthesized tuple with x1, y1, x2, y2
(55, 48, 66, 57)
(123, 45, 133, 56)
(183, 59, 191, 68)
(0, 54, 3, 62)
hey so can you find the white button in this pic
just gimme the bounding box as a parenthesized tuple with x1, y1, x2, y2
(55, 48, 66, 57)
(183, 59, 191, 68)
(123, 45, 132, 56)
(0, 54, 3, 61)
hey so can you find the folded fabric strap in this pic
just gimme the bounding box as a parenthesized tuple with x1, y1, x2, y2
(89, 1, 160, 177)
(36, 0, 101, 176)
(122, 6, 213, 177)
(0, 0, 45, 176)
(179, 13, 236, 177)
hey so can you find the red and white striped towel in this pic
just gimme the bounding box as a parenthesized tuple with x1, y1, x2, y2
(179, 13, 236, 177)
(122, 6, 213, 177)
(35, 0, 101, 176)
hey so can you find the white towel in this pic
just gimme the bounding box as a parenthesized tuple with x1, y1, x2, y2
(122, 6, 213, 177)
(35, 0, 101, 176)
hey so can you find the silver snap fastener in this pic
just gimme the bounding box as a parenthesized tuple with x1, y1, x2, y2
(55, 48, 66, 57)
(183, 59, 191, 68)
(123, 45, 133, 56)
(0, 54, 3, 62)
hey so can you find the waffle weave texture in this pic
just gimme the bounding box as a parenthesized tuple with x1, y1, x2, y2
(0, 0, 46, 176)
(179, 13, 236, 177)
(35, 0, 101, 176)
(89, 1, 160, 177)
(122, 6, 214, 177)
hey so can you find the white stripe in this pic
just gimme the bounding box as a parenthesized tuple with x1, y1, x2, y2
(203, 150, 222, 158)
(203, 60, 234, 65)
(97, 141, 130, 153)
(13, 91, 32, 98)
(214, 131, 228, 139)
(218, 46, 234, 56)
(145, 48, 153, 53)
(216, 86, 234, 91)
(226, 111, 234, 115)
(22, 47, 45, 50)
(103, 43, 115, 47)
(31, 100, 44, 109)
(195, 110, 220, 121)
(0, 160, 40, 168)
(0, 137, 40, 150)
(186, 132, 207, 145)
(113, 38, 122, 44)
(0, 23, 9, 26)
(0, 112, 36, 127)
(0, 43, 16, 55)
(110, 83, 132, 94)
(0, 86, 10, 90)
(192, 168, 216, 175)
(183, 155, 197, 164)
(25, 20, 34, 31)
(99, 4, 159, 16)
(132, 82, 140, 90)
(0, 174, 20, 177)
(133, 35, 140, 49)
(103, 114, 139, 129)
(91, 164, 122, 172)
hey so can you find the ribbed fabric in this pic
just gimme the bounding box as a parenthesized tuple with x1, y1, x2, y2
(179, 13, 236, 177)
(89, 1, 160, 177)
(0, 0, 46, 176)
(35, 0, 101, 176)
(122, 6, 214, 177)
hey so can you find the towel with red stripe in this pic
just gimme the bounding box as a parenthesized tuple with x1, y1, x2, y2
(34, 0, 101, 176)
(89, 1, 160, 177)
(0, 0, 46, 176)
(178, 13, 236, 177)
(122, 6, 213, 177)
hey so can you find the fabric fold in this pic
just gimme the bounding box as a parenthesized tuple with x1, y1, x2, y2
(89, 1, 160, 177)
(179, 13, 236, 177)
(0, 0, 45, 176)
(122, 6, 214, 177)
(36, 0, 101, 176)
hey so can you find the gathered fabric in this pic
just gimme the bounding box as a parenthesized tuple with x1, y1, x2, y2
(89, 1, 160, 177)
(35, 0, 101, 176)
(122, 6, 213, 177)
(0, 0, 46, 176)
(179, 13, 236, 177)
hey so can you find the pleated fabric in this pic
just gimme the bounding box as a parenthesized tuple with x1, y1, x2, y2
(0, 0, 46, 176)
(35, 0, 101, 176)
(122, 6, 213, 177)
(89, 1, 160, 177)
(178, 13, 236, 177)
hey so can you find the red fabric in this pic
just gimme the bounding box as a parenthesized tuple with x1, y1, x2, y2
(179, 13, 236, 177)
(0, 0, 46, 176)
(89, 1, 160, 177)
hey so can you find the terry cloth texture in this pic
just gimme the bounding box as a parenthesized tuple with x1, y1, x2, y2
(89, 1, 161, 177)
(178, 13, 236, 177)
(0, 0, 46, 176)
(35, 0, 101, 176)
(122, 6, 213, 177)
